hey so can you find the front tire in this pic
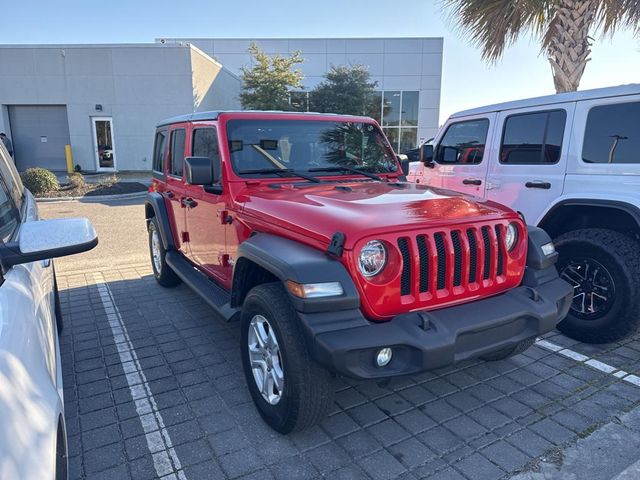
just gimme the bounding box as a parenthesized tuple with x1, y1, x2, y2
(555, 229, 640, 343)
(148, 217, 181, 287)
(240, 283, 334, 434)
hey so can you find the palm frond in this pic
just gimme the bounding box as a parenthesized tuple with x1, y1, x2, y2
(596, 0, 640, 37)
(441, 0, 553, 62)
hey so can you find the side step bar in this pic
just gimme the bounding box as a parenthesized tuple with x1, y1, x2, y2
(165, 251, 238, 321)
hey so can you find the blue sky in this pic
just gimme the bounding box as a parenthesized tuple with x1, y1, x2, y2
(3, 0, 639, 123)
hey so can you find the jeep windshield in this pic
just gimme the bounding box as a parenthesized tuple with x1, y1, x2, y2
(227, 119, 398, 179)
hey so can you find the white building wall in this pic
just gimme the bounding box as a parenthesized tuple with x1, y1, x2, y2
(0, 44, 241, 172)
(161, 37, 443, 143)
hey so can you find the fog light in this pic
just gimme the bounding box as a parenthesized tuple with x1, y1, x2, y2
(541, 241, 556, 256)
(376, 348, 393, 367)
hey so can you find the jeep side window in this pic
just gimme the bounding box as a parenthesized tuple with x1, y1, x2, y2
(500, 110, 566, 164)
(435, 119, 489, 165)
(192, 128, 220, 180)
(169, 129, 186, 178)
(583, 101, 640, 164)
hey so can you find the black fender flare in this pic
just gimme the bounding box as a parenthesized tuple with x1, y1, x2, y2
(235, 233, 360, 313)
(144, 193, 176, 250)
(540, 199, 640, 230)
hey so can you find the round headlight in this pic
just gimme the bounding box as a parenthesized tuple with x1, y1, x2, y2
(505, 223, 519, 252)
(358, 240, 387, 277)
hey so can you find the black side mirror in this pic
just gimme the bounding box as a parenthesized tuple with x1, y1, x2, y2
(185, 156, 222, 193)
(420, 144, 434, 168)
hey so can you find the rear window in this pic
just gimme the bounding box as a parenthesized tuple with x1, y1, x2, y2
(500, 110, 566, 164)
(152, 130, 167, 173)
(583, 102, 640, 164)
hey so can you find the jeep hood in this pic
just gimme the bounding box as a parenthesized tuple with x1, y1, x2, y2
(239, 181, 517, 249)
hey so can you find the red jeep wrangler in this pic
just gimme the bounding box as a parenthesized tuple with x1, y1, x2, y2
(145, 111, 572, 433)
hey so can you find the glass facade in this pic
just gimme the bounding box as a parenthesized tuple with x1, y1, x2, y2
(288, 89, 419, 153)
(380, 91, 419, 153)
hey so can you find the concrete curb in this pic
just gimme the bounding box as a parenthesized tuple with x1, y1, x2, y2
(35, 191, 147, 203)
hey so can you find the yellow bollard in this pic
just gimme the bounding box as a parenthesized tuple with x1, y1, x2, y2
(65, 144, 73, 174)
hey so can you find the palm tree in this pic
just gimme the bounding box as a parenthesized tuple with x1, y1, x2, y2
(442, 0, 640, 92)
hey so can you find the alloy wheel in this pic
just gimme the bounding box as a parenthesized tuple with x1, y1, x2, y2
(247, 314, 284, 405)
(560, 258, 616, 320)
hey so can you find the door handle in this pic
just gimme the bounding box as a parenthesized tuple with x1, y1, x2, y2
(181, 197, 197, 208)
(462, 178, 482, 186)
(525, 181, 551, 189)
(165, 191, 175, 198)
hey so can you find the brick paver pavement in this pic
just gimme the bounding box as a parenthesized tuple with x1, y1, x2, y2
(57, 264, 640, 480)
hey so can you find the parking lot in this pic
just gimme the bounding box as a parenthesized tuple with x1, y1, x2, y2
(41, 198, 640, 480)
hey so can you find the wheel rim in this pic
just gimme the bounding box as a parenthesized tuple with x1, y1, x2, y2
(151, 227, 162, 274)
(247, 314, 284, 405)
(560, 257, 616, 320)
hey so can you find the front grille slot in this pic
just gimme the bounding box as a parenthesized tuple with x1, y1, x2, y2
(481, 226, 491, 280)
(397, 238, 412, 296)
(451, 231, 462, 287)
(495, 225, 504, 276)
(434, 233, 446, 290)
(467, 229, 477, 283)
(417, 235, 429, 293)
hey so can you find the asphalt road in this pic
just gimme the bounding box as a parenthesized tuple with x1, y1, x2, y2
(39, 197, 149, 273)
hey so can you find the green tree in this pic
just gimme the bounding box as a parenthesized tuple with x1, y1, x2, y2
(239, 42, 305, 110)
(442, 0, 640, 92)
(310, 65, 379, 115)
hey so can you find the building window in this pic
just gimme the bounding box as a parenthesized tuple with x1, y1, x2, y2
(379, 91, 419, 153)
(289, 91, 310, 112)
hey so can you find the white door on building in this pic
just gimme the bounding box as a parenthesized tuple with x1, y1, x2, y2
(92, 117, 117, 172)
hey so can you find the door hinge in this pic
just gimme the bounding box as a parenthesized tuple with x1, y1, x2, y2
(218, 210, 233, 225)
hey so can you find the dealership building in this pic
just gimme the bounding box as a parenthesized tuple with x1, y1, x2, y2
(0, 37, 443, 173)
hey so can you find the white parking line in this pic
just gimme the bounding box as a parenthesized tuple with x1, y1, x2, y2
(93, 273, 187, 480)
(535, 339, 640, 388)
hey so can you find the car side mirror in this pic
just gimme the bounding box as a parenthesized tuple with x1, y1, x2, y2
(0, 218, 98, 271)
(185, 156, 223, 194)
(420, 144, 434, 168)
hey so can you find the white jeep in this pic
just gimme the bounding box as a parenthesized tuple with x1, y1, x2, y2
(409, 84, 640, 343)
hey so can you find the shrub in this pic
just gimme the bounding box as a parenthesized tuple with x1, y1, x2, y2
(68, 172, 86, 188)
(20, 168, 59, 196)
(98, 174, 119, 187)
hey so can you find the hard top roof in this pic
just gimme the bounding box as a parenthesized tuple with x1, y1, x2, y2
(451, 84, 640, 119)
(156, 110, 371, 128)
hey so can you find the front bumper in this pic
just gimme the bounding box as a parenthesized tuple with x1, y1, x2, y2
(298, 276, 572, 380)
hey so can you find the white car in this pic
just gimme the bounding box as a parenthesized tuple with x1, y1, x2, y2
(410, 84, 640, 344)
(0, 143, 98, 480)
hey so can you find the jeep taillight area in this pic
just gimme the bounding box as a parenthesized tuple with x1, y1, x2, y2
(145, 111, 572, 433)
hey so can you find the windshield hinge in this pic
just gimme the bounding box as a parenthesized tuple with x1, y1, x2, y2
(326, 232, 346, 258)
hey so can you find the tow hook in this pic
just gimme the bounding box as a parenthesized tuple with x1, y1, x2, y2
(524, 286, 541, 303)
(418, 312, 432, 331)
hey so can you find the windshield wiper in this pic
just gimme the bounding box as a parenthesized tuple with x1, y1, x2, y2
(308, 166, 384, 182)
(237, 168, 321, 183)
